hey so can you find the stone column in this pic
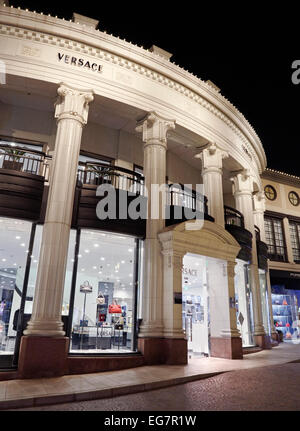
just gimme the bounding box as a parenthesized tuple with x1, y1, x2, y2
(231, 170, 271, 349)
(19, 83, 94, 378)
(135, 112, 175, 364)
(195, 143, 228, 226)
(283, 217, 294, 264)
(253, 192, 266, 243)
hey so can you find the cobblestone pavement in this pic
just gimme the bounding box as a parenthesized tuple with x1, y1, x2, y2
(14, 363, 300, 411)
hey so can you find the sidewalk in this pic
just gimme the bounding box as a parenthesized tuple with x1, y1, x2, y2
(0, 342, 299, 410)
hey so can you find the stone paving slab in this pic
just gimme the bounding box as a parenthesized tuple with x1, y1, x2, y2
(0, 342, 299, 410)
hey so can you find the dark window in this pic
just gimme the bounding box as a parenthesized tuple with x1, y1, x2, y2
(264, 185, 277, 201)
(288, 191, 300, 207)
(264, 217, 287, 262)
(289, 221, 300, 262)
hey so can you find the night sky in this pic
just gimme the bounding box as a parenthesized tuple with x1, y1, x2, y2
(8, 1, 300, 175)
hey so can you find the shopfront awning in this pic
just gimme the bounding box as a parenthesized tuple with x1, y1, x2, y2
(270, 269, 300, 290)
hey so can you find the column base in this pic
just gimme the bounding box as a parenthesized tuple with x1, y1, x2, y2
(271, 331, 280, 342)
(210, 337, 243, 359)
(254, 334, 272, 349)
(138, 337, 187, 365)
(18, 336, 69, 379)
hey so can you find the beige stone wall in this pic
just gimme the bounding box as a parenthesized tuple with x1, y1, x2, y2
(166, 151, 202, 189)
(262, 177, 300, 217)
(0, 102, 56, 149)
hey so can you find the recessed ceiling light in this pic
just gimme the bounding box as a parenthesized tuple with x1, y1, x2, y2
(2, 258, 6, 262)
(20, 243, 25, 247)
(128, 248, 133, 252)
(15, 236, 21, 240)
(93, 266, 97, 269)
(121, 260, 125, 264)
(94, 244, 99, 247)
(84, 249, 90, 253)
(100, 257, 105, 261)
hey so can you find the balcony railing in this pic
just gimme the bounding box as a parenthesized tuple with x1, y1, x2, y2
(0, 144, 51, 179)
(168, 184, 208, 214)
(224, 206, 245, 228)
(77, 162, 145, 195)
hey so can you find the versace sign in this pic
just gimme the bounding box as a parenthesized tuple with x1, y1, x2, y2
(58, 53, 103, 73)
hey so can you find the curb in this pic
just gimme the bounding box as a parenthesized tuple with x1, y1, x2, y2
(0, 371, 224, 410)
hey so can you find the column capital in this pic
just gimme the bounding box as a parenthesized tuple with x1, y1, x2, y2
(195, 142, 228, 173)
(135, 111, 175, 146)
(253, 191, 266, 213)
(231, 169, 254, 196)
(55, 82, 94, 125)
(227, 260, 237, 279)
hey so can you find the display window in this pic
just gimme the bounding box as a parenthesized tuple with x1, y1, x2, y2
(0, 217, 32, 359)
(68, 229, 139, 354)
(271, 285, 300, 341)
(234, 260, 255, 347)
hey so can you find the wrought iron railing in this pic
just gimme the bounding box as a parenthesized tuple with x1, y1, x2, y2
(77, 165, 210, 215)
(77, 162, 145, 195)
(0, 144, 51, 179)
(168, 183, 208, 214)
(224, 206, 245, 228)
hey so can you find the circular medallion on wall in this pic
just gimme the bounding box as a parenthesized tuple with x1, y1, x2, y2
(264, 185, 277, 201)
(288, 191, 300, 206)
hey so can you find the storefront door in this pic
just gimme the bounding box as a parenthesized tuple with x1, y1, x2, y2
(182, 254, 209, 357)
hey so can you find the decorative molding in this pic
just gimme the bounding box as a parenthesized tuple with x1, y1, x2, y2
(262, 168, 300, 187)
(0, 13, 265, 172)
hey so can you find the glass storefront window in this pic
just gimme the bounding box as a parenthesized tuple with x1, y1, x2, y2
(234, 259, 255, 347)
(0, 217, 32, 356)
(69, 230, 137, 353)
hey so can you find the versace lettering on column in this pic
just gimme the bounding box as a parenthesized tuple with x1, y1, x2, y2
(24, 83, 94, 337)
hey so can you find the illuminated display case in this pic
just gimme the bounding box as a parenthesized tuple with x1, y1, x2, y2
(272, 293, 298, 339)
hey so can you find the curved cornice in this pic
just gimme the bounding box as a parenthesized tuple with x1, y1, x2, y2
(0, 5, 267, 173)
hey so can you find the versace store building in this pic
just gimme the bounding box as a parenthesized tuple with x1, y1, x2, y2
(0, 3, 278, 378)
